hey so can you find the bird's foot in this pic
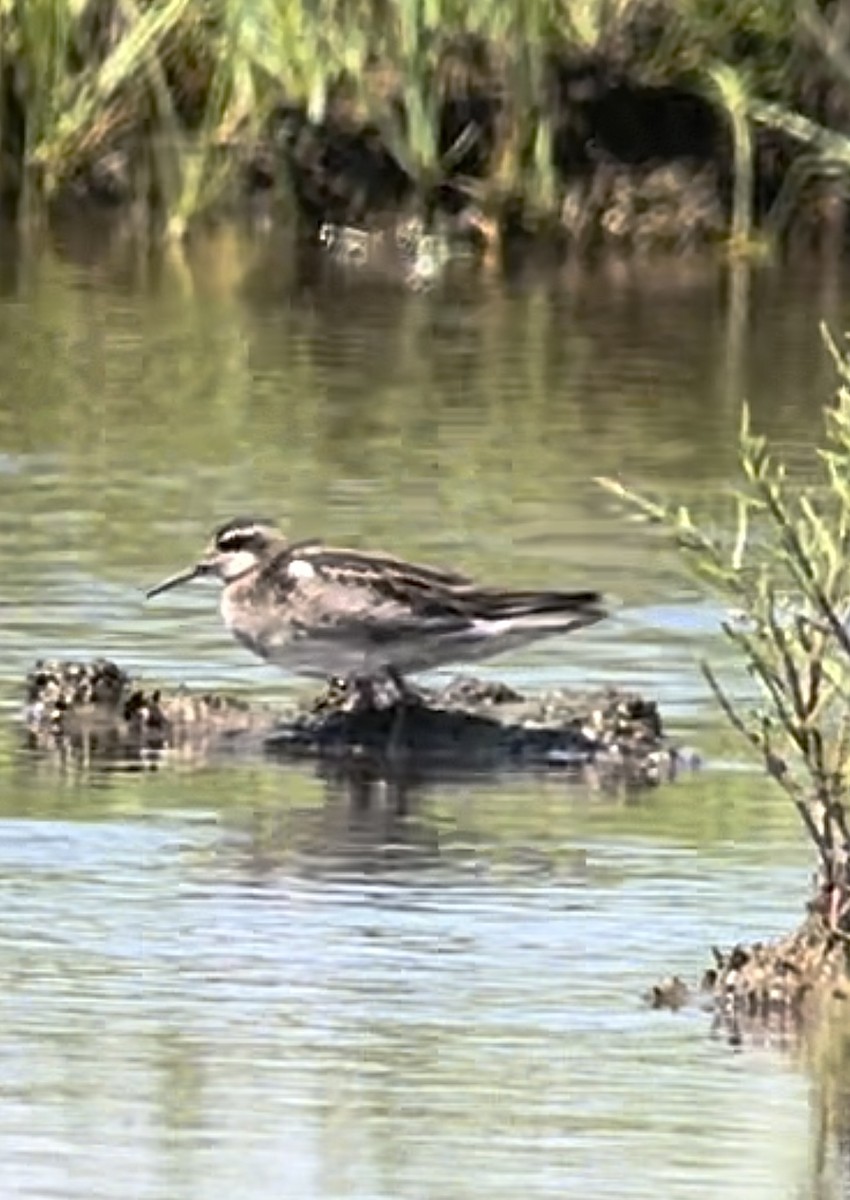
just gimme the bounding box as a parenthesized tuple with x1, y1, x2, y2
(320, 669, 421, 714)
(316, 674, 371, 713)
(382, 666, 422, 708)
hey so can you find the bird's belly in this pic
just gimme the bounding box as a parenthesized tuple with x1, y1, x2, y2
(270, 628, 544, 678)
(221, 591, 557, 679)
(221, 602, 372, 678)
(263, 638, 375, 679)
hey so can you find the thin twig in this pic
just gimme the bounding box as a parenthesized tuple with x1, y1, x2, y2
(701, 661, 828, 862)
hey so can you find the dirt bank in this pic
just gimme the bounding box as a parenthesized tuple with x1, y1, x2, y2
(5, 2, 849, 264)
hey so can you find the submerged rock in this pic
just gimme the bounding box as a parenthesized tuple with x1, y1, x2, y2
(315, 211, 488, 289)
(645, 975, 691, 1011)
(23, 657, 686, 784)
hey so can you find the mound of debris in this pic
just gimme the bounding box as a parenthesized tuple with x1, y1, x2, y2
(23, 657, 688, 784)
(648, 909, 850, 1041)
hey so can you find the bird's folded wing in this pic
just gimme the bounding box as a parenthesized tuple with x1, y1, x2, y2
(270, 544, 475, 636)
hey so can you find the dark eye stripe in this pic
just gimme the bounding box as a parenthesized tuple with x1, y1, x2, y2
(214, 515, 274, 547)
(218, 533, 254, 552)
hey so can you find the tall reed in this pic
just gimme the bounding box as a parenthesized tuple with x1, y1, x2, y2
(0, 0, 832, 240)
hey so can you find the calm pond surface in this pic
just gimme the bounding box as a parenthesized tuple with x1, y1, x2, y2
(0, 227, 847, 1198)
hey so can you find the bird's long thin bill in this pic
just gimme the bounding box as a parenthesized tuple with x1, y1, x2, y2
(145, 564, 203, 599)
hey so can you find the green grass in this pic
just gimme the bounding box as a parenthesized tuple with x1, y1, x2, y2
(0, 0, 835, 240)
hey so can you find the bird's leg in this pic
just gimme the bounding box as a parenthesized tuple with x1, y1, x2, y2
(324, 673, 377, 712)
(381, 666, 420, 762)
(383, 665, 420, 707)
(349, 673, 377, 711)
(333, 666, 419, 728)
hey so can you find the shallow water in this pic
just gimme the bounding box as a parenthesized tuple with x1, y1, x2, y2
(0, 228, 847, 1197)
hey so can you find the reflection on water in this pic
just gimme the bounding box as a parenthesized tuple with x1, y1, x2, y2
(0, 226, 848, 1197)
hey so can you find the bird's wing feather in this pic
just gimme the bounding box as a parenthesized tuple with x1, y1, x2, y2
(301, 545, 472, 589)
(259, 543, 604, 639)
(459, 588, 606, 620)
(261, 543, 474, 636)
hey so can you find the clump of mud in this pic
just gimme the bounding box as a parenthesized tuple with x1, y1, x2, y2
(707, 914, 850, 1035)
(649, 912, 850, 1040)
(24, 657, 688, 784)
(561, 163, 724, 256)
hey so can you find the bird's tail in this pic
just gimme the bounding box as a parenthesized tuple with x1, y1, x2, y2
(467, 588, 608, 629)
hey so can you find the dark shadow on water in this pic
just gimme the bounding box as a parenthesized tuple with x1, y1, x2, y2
(199, 763, 593, 895)
(226, 776, 445, 888)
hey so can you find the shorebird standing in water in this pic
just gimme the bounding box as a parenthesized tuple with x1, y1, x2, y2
(146, 517, 607, 691)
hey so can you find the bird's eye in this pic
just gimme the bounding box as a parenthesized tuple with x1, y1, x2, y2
(218, 532, 251, 553)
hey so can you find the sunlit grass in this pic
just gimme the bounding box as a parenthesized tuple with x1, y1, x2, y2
(0, 0, 827, 239)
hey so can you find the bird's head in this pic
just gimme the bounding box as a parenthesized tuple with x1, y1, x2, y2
(146, 517, 282, 598)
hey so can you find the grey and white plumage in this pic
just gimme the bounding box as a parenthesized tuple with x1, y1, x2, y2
(146, 517, 607, 681)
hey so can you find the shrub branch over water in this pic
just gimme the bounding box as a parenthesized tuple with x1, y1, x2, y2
(599, 328, 850, 931)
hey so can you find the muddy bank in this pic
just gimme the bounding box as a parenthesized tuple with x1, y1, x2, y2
(6, 2, 849, 266)
(265, 34, 850, 265)
(23, 658, 686, 785)
(49, 75, 738, 266)
(650, 909, 850, 1043)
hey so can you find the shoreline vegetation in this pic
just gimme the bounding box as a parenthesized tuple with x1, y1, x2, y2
(601, 327, 850, 1036)
(5, 0, 850, 267)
